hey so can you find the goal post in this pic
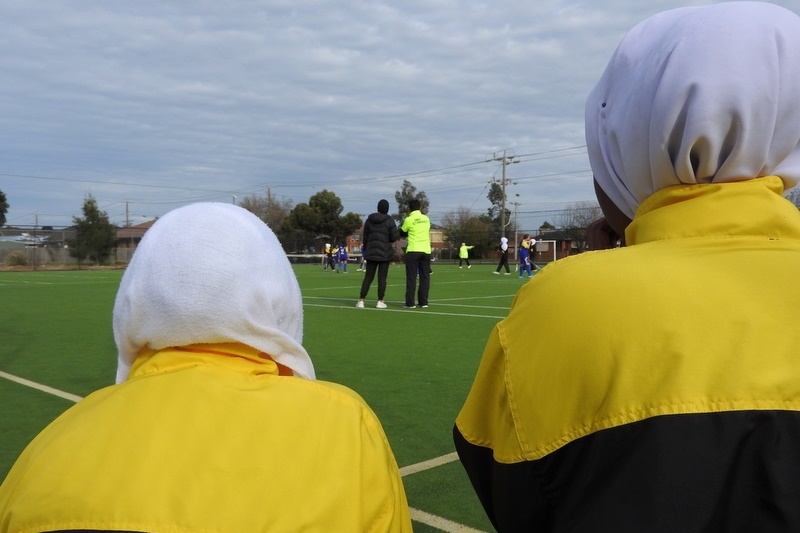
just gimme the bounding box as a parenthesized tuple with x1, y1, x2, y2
(534, 240, 557, 263)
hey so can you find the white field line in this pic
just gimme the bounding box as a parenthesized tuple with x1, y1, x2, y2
(303, 302, 507, 320)
(400, 451, 459, 476)
(0, 371, 84, 403)
(1, 370, 486, 533)
(409, 508, 487, 533)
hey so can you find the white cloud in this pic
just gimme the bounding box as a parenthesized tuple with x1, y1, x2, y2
(1, 0, 799, 229)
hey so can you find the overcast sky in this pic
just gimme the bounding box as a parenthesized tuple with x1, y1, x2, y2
(2, 0, 799, 231)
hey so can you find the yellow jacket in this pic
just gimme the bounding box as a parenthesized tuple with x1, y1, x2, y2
(400, 210, 431, 254)
(455, 177, 800, 531)
(0, 344, 411, 533)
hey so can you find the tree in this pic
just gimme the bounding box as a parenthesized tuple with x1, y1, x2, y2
(394, 180, 430, 221)
(279, 190, 362, 252)
(68, 195, 117, 265)
(556, 201, 603, 252)
(441, 207, 493, 258)
(237, 192, 293, 231)
(486, 182, 511, 241)
(0, 189, 7, 227)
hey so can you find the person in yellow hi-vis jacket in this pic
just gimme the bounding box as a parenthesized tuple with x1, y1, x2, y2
(0, 203, 411, 533)
(455, 3, 800, 532)
(458, 242, 474, 268)
(400, 198, 431, 308)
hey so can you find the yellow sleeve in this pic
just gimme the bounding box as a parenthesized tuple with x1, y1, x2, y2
(455, 323, 525, 463)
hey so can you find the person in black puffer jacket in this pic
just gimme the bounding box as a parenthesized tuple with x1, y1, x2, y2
(356, 199, 399, 309)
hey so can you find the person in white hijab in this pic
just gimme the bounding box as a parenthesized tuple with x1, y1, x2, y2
(0, 203, 412, 532)
(113, 202, 315, 382)
(493, 236, 510, 274)
(586, 1, 800, 234)
(455, 3, 800, 531)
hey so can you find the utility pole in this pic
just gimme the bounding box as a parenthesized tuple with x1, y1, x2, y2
(33, 214, 38, 271)
(266, 185, 272, 225)
(486, 150, 520, 237)
(511, 200, 521, 260)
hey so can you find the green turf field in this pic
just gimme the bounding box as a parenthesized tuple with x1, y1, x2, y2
(0, 262, 535, 532)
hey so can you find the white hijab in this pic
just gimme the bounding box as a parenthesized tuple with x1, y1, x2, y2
(586, 1, 800, 219)
(113, 203, 315, 383)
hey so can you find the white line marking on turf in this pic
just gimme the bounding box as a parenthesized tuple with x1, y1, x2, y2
(303, 302, 506, 319)
(400, 451, 459, 477)
(0, 371, 486, 533)
(409, 508, 487, 533)
(0, 371, 84, 403)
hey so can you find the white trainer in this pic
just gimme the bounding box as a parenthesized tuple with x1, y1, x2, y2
(356, 300, 365, 308)
(376, 301, 387, 309)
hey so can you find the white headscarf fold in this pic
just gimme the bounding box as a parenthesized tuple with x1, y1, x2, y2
(586, 2, 800, 219)
(113, 203, 315, 383)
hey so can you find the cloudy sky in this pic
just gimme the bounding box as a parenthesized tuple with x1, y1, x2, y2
(2, 0, 799, 231)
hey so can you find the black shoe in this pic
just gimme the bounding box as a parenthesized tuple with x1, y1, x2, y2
(402, 304, 415, 309)
(419, 304, 429, 308)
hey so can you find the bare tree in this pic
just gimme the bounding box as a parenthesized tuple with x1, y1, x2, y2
(556, 201, 603, 252)
(237, 193, 293, 231)
(441, 206, 492, 258)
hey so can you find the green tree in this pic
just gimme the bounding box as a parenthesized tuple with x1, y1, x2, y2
(486, 182, 511, 241)
(394, 180, 430, 221)
(279, 190, 362, 252)
(0, 189, 8, 227)
(68, 196, 116, 265)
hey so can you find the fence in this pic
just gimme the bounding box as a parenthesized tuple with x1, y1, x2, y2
(0, 245, 136, 269)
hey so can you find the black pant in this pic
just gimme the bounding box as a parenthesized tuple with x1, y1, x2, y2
(496, 253, 509, 273)
(359, 260, 390, 300)
(459, 258, 471, 267)
(404, 252, 431, 307)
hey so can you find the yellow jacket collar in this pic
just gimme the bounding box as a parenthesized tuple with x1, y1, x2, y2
(626, 176, 800, 245)
(130, 342, 291, 379)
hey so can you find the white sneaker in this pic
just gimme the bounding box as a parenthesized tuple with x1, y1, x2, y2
(468, 265, 471, 268)
(376, 301, 387, 309)
(356, 300, 365, 308)
(493, 271, 499, 275)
